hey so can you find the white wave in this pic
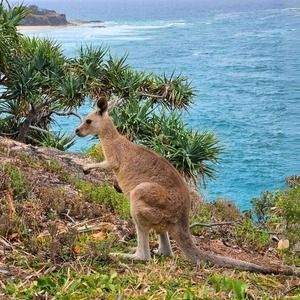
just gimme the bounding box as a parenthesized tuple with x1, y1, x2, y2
(80, 20, 189, 39)
(213, 12, 242, 21)
(19, 19, 189, 43)
(282, 7, 300, 11)
(192, 50, 212, 57)
(105, 20, 188, 30)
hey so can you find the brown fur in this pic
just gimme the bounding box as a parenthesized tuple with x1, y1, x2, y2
(76, 97, 299, 276)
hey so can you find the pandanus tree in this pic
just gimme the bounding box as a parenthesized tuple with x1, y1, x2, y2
(0, 3, 222, 185)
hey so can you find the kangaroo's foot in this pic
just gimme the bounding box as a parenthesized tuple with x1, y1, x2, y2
(110, 252, 150, 261)
(153, 232, 173, 257)
(153, 248, 174, 257)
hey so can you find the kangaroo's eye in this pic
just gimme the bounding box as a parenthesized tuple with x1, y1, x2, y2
(86, 119, 92, 125)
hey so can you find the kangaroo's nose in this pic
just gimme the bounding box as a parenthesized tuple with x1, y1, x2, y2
(75, 128, 79, 134)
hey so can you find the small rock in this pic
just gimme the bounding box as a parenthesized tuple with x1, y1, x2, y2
(277, 239, 289, 250)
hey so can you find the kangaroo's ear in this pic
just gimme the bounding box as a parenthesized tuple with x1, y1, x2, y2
(96, 96, 108, 115)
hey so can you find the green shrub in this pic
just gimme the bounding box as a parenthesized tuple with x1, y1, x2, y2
(5, 270, 121, 300)
(31, 131, 75, 151)
(285, 175, 300, 188)
(251, 191, 275, 227)
(3, 164, 28, 201)
(234, 218, 270, 250)
(275, 186, 300, 265)
(86, 144, 105, 161)
(68, 176, 130, 219)
(209, 275, 248, 300)
(250, 177, 300, 265)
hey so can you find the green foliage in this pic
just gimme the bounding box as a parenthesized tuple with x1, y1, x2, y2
(71, 45, 107, 85)
(0, 29, 84, 145)
(251, 191, 275, 227)
(86, 144, 105, 161)
(0, 4, 28, 72)
(285, 175, 300, 188)
(234, 218, 270, 250)
(276, 186, 300, 228)
(208, 199, 241, 221)
(190, 202, 212, 227)
(3, 164, 27, 200)
(275, 186, 300, 265)
(209, 275, 248, 300)
(190, 198, 241, 236)
(5, 270, 121, 300)
(148, 72, 195, 110)
(31, 130, 75, 151)
(68, 176, 130, 219)
(41, 159, 64, 173)
(250, 177, 300, 265)
(110, 98, 152, 141)
(143, 114, 222, 184)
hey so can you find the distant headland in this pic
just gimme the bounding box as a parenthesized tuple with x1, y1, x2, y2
(21, 5, 68, 26)
(20, 5, 104, 27)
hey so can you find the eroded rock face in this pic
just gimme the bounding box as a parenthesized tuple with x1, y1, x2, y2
(21, 14, 68, 26)
(0, 137, 107, 184)
(21, 6, 69, 26)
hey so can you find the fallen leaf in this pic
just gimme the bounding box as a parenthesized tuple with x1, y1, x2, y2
(73, 245, 81, 254)
(9, 233, 20, 240)
(92, 231, 106, 241)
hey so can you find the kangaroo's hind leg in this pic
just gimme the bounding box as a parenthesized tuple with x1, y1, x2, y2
(112, 222, 151, 261)
(111, 182, 170, 261)
(154, 232, 173, 257)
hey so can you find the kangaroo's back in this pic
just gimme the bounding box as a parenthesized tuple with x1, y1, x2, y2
(115, 140, 189, 197)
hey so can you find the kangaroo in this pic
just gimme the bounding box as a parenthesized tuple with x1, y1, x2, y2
(75, 96, 299, 276)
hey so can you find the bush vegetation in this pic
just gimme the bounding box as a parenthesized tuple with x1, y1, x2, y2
(250, 175, 300, 265)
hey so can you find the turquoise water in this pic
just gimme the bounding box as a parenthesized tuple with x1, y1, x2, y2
(21, 1, 300, 209)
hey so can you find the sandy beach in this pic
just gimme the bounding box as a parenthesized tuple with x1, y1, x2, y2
(17, 21, 105, 33)
(17, 23, 79, 33)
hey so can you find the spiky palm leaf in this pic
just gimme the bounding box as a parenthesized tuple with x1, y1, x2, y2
(107, 69, 149, 98)
(140, 112, 222, 184)
(0, 5, 28, 73)
(19, 37, 65, 78)
(110, 99, 153, 140)
(71, 45, 107, 83)
(52, 74, 85, 109)
(145, 72, 195, 110)
(31, 130, 75, 151)
(103, 55, 130, 94)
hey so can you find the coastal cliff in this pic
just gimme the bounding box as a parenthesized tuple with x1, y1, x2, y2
(21, 5, 68, 26)
(0, 137, 297, 293)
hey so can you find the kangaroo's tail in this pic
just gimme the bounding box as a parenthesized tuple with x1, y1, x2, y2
(171, 227, 299, 276)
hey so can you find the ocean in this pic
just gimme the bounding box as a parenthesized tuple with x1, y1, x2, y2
(19, 0, 300, 209)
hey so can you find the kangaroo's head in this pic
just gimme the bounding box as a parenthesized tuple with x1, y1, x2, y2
(75, 96, 108, 137)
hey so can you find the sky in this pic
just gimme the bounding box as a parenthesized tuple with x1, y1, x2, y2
(16, 0, 300, 9)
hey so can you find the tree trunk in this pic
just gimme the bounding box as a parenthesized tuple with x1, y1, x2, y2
(17, 110, 35, 142)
